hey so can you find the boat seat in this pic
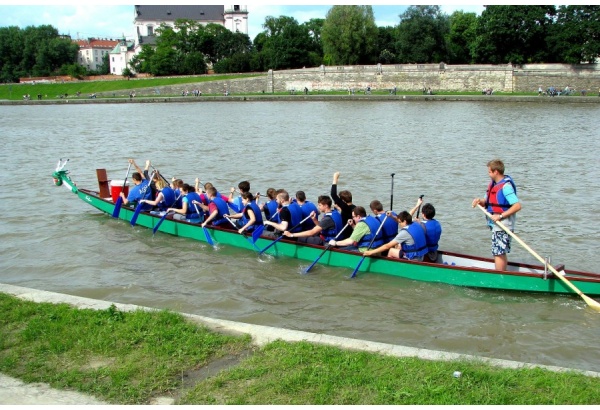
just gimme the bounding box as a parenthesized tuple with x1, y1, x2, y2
(554, 264, 565, 273)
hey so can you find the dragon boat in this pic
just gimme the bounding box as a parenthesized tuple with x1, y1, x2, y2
(52, 161, 600, 301)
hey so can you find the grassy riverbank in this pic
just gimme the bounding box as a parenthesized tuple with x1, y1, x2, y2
(3, 74, 591, 101)
(0, 74, 258, 100)
(1, 293, 598, 404)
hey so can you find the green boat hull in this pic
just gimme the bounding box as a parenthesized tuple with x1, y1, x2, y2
(53, 169, 600, 297)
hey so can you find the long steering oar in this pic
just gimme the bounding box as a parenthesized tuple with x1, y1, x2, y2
(303, 222, 351, 274)
(152, 193, 183, 235)
(476, 205, 600, 312)
(350, 214, 389, 278)
(390, 173, 395, 210)
(112, 162, 132, 218)
(259, 215, 312, 256)
(130, 171, 156, 226)
(224, 215, 262, 252)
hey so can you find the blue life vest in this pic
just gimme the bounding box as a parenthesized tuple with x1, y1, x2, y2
(264, 199, 279, 221)
(185, 192, 202, 219)
(279, 202, 302, 233)
(376, 212, 398, 243)
(159, 186, 176, 211)
(174, 189, 183, 209)
(357, 216, 384, 249)
(243, 202, 264, 231)
(423, 219, 442, 252)
(210, 196, 230, 226)
(299, 201, 319, 230)
(321, 210, 343, 242)
(400, 223, 428, 260)
(231, 196, 243, 214)
(486, 175, 517, 213)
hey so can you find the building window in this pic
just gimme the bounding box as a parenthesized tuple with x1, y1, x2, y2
(112, 57, 114, 62)
(234, 5, 240, 11)
(147, 25, 153, 36)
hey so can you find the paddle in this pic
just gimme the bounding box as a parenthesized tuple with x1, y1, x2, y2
(259, 214, 312, 256)
(350, 214, 389, 278)
(195, 203, 215, 247)
(149, 164, 170, 185)
(390, 173, 395, 210)
(130, 171, 156, 226)
(111, 162, 132, 218)
(224, 215, 262, 252)
(476, 205, 600, 312)
(303, 222, 351, 274)
(416, 194, 425, 218)
(152, 193, 183, 235)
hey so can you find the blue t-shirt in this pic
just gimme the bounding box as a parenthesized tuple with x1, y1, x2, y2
(127, 180, 152, 203)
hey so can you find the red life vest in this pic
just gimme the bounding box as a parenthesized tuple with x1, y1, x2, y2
(486, 176, 516, 213)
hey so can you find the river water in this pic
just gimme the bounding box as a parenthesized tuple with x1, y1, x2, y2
(1, 100, 599, 372)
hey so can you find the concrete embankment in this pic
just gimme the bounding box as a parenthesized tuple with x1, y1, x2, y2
(1, 283, 599, 404)
(1, 94, 600, 106)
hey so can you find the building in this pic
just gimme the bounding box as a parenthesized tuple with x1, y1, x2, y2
(75, 38, 119, 72)
(109, 38, 136, 76)
(134, 5, 248, 47)
(110, 5, 249, 76)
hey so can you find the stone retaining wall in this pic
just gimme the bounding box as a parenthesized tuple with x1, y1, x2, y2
(55, 63, 600, 98)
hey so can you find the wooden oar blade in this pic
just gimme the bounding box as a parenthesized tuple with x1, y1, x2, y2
(582, 294, 600, 312)
(112, 196, 123, 218)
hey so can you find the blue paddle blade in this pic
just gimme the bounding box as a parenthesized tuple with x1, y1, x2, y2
(304, 245, 331, 274)
(252, 225, 264, 243)
(350, 256, 366, 278)
(130, 202, 143, 226)
(203, 227, 214, 246)
(153, 212, 169, 234)
(112, 196, 123, 218)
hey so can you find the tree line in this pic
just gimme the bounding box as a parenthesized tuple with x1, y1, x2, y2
(1, 5, 598, 82)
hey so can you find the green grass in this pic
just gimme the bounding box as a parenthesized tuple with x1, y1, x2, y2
(1, 293, 599, 404)
(0, 74, 260, 100)
(0, 293, 251, 404)
(180, 340, 600, 405)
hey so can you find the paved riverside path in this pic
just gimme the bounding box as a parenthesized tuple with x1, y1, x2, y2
(1, 283, 599, 404)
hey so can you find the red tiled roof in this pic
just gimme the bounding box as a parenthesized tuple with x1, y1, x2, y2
(74, 39, 119, 49)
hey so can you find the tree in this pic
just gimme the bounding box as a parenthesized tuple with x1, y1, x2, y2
(395, 6, 450, 63)
(257, 16, 311, 70)
(472, 5, 556, 64)
(302, 18, 325, 66)
(376, 26, 397, 63)
(446, 11, 478, 64)
(548, 5, 600, 63)
(321, 6, 378, 65)
(98, 53, 110, 75)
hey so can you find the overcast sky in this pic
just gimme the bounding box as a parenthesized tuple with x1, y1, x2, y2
(0, 2, 485, 42)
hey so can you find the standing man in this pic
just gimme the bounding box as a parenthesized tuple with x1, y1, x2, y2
(331, 172, 356, 240)
(472, 159, 521, 271)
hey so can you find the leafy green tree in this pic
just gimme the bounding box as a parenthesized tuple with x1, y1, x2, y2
(446, 11, 478, 64)
(60, 62, 86, 79)
(321, 6, 378, 65)
(548, 5, 600, 63)
(395, 6, 450, 63)
(302, 18, 324, 65)
(377, 26, 397, 63)
(258, 16, 311, 70)
(98, 53, 110, 75)
(0, 26, 25, 82)
(472, 5, 556, 64)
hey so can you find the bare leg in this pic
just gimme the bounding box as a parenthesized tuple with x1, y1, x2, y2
(494, 254, 508, 271)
